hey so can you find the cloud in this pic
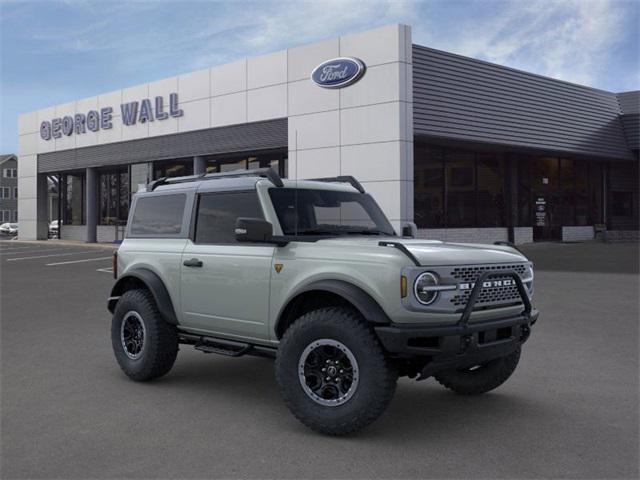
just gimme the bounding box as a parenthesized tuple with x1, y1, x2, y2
(414, 0, 637, 89)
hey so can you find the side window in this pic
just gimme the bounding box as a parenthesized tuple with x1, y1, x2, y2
(130, 193, 186, 236)
(195, 191, 263, 244)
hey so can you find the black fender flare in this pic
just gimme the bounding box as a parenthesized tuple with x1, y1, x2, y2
(275, 279, 391, 337)
(108, 268, 178, 325)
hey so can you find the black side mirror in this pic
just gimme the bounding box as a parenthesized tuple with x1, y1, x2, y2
(235, 217, 274, 243)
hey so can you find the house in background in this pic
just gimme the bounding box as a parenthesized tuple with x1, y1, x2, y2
(0, 154, 18, 223)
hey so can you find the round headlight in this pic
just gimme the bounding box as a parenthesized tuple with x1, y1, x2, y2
(414, 272, 439, 305)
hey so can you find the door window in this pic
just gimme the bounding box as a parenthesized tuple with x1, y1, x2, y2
(194, 191, 263, 244)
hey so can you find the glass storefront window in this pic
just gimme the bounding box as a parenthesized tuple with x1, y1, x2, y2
(445, 151, 476, 227)
(477, 154, 505, 227)
(153, 159, 193, 179)
(205, 150, 287, 178)
(99, 168, 129, 225)
(62, 173, 85, 225)
(414, 145, 444, 228)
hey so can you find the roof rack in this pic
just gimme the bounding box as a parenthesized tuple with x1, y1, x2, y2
(147, 167, 284, 191)
(309, 176, 365, 193)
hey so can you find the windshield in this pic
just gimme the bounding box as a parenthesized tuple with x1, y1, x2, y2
(269, 188, 395, 237)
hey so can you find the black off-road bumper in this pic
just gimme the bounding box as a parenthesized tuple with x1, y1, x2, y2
(374, 270, 538, 379)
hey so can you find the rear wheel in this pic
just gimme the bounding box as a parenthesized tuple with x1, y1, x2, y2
(111, 289, 178, 381)
(275, 307, 397, 435)
(434, 348, 521, 395)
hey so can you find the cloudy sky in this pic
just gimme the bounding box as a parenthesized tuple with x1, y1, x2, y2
(1, 0, 638, 153)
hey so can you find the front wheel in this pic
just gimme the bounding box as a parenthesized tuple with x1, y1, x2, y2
(434, 348, 521, 395)
(275, 307, 397, 435)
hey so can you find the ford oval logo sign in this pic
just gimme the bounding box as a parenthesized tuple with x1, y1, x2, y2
(311, 57, 366, 89)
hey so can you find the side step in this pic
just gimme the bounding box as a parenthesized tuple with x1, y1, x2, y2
(194, 338, 250, 357)
(178, 332, 277, 359)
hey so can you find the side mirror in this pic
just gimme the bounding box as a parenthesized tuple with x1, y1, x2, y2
(235, 217, 274, 243)
(402, 222, 418, 238)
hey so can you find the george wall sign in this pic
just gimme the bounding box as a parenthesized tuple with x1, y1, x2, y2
(40, 93, 184, 141)
(311, 57, 366, 89)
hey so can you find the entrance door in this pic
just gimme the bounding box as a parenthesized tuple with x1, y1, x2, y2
(532, 157, 561, 241)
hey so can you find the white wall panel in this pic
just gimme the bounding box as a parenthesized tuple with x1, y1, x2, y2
(339, 63, 401, 109)
(288, 79, 339, 116)
(211, 59, 246, 96)
(341, 102, 402, 145)
(288, 38, 339, 82)
(248, 50, 287, 89)
(247, 84, 287, 122)
(179, 68, 210, 102)
(178, 98, 210, 132)
(340, 24, 403, 67)
(211, 91, 247, 127)
(18, 133, 38, 156)
(149, 76, 178, 99)
(18, 112, 38, 135)
(288, 110, 340, 150)
(290, 147, 341, 179)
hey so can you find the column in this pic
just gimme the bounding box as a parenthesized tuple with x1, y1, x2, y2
(85, 167, 97, 243)
(194, 156, 206, 175)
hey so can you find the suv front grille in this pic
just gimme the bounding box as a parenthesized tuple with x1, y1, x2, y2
(448, 264, 530, 310)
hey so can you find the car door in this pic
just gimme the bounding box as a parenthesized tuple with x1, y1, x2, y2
(180, 189, 275, 341)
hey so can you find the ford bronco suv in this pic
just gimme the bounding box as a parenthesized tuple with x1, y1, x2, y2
(108, 168, 538, 435)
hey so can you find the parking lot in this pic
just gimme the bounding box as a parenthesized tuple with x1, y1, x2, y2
(1, 240, 638, 479)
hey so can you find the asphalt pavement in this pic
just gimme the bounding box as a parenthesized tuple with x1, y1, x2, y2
(1, 240, 638, 479)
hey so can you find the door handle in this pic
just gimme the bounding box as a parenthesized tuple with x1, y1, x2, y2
(183, 258, 203, 267)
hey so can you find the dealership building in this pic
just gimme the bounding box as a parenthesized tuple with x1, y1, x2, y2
(17, 24, 639, 243)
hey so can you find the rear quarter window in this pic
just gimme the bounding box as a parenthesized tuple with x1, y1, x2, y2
(130, 193, 186, 236)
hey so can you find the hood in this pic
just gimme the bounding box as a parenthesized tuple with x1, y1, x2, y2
(316, 237, 527, 266)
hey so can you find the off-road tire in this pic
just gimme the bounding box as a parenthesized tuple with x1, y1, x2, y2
(111, 289, 178, 381)
(434, 348, 521, 395)
(275, 307, 397, 435)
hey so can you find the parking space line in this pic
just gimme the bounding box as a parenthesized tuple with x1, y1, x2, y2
(46, 256, 112, 266)
(6, 251, 100, 262)
(0, 248, 73, 256)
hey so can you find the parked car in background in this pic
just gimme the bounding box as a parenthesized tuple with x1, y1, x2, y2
(49, 220, 60, 238)
(0, 223, 18, 236)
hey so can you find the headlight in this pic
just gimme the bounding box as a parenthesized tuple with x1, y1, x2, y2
(414, 272, 440, 305)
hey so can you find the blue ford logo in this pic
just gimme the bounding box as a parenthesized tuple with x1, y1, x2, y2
(311, 57, 366, 89)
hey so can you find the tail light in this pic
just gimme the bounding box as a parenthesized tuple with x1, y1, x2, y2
(112, 251, 118, 279)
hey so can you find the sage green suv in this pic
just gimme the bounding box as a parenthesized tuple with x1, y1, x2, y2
(108, 168, 538, 435)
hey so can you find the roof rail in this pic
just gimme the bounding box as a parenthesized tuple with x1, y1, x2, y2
(309, 175, 365, 193)
(147, 167, 284, 191)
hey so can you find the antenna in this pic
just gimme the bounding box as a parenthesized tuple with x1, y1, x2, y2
(294, 129, 299, 237)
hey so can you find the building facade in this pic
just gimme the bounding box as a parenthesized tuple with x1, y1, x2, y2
(17, 24, 639, 243)
(0, 154, 18, 224)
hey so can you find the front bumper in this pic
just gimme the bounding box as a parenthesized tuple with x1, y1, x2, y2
(375, 310, 538, 378)
(375, 268, 538, 379)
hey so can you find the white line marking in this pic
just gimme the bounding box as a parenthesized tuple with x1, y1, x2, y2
(0, 248, 72, 256)
(6, 251, 100, 262)
(46, 256, 112, 266)
(97, 267, 114, 274)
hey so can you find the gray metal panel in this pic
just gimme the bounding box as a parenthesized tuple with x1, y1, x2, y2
(619, 114, 639, 150)
(38, 119, 287, 173)
(617, 91, 640, 114)
(413, 45, 633, 160)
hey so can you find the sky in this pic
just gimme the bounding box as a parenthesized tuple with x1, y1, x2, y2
(1, 0, 638, 153)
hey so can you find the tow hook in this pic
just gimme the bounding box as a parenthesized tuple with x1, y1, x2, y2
(521, 325, 531, 342)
